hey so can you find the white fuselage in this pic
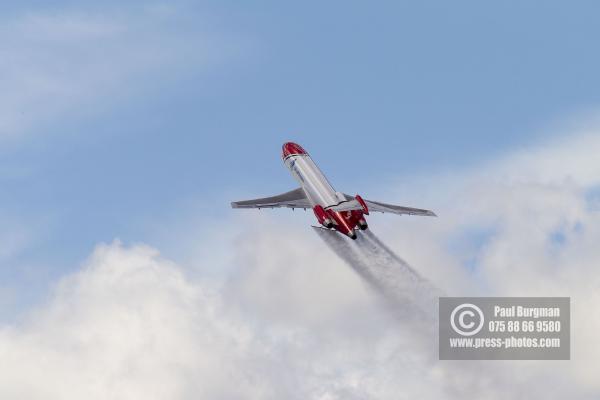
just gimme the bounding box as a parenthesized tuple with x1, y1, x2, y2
(284, 154, 341, 208)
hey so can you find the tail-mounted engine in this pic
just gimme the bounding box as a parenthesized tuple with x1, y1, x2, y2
(354, 194, 369, 215)
(313, 205, 334, 228)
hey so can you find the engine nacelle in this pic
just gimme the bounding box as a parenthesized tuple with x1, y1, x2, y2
(358, 218, 368, 230)
(313, 205, 333, 228)
(354, 194, 369, 215)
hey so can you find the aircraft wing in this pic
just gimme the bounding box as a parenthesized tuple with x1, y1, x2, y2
(362, 199, 436, 216)
(327, 194, 437, 217)
(231, 188, 312, 209)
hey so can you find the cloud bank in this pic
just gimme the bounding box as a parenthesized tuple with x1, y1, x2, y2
(2, 128, 600, 398)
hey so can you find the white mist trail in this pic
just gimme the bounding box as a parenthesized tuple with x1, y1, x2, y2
(313, 227, 442, 323)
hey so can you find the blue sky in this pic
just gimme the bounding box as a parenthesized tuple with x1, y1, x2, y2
(2, 0, 600, 312)
(4, 3, 600, 398)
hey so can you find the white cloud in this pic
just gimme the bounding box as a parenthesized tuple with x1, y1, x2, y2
(376, 126, 600, 394)
(0, 238, 439, 399)
(2, 126, 600, 398)
(0, 241, 260, 399)
(0, 6, 232, 139)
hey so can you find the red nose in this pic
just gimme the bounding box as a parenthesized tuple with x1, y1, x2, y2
(282, 142, 307, 159)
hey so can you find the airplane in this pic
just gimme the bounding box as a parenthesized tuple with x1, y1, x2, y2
(231, 142, 436, 239)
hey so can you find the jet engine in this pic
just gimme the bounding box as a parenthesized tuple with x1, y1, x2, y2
(313, 205, 334, 228)
(354, 194, 369, 215)
(357, 218, 368, 230)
